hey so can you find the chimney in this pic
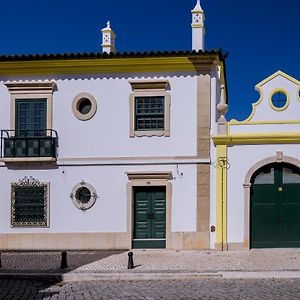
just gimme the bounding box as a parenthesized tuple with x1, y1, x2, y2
(191, 0, 205, 51)
(101, 21, 116, 54)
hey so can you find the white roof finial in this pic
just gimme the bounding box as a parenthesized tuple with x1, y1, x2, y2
(192, 0, 203, 12)
(107, 21, 110, 28)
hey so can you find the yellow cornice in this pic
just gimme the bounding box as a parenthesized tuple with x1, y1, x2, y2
(0, 55, 218, 76)
(213, 132, 300, 145)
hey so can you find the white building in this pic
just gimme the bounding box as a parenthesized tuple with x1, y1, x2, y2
(213, 70, 300, 250)
(0, 1, 228, 250)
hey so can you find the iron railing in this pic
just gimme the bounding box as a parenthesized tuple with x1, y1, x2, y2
(0, 129, 58, 158)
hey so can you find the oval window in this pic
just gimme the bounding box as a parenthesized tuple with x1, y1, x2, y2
(271, 91, 288, 109)
(78, 98, 92, 115)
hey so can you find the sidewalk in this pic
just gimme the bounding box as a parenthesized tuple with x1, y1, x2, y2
(0, 248, 300, 281)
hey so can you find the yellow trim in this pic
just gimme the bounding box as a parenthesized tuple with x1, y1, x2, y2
(268, 88, 290, 111)
(0, 55, 219, 76)
(213, 132, 300, 145)
(229, 119, 300, 126)
(216, 145, 227, 250)
(191, 24, 204, 28)
(228, 119, 300, 135)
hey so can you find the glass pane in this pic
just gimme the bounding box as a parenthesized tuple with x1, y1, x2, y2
(76, 187, 91, 204)
(253, 167, 275, 184)
(283, 167, 300, 184)
(135, 96, 165, 131)
(78, 98, 92, 115)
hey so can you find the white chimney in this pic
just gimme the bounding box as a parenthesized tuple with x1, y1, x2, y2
(101, 21, 116, 54)
(191, 0, 205, 51)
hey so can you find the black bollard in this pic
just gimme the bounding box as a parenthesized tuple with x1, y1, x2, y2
(128, 251, 134, 269)
(0, 253, 2, 268)
(60, 251, 68, 269)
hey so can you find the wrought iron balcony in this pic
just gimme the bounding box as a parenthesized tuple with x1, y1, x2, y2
(0, 129, 58, 160)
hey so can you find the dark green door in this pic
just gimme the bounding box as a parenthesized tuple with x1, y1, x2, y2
(251, 163, 300, 248)
(133, 186, 166, 249)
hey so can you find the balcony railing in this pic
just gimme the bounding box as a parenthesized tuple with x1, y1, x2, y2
(0, 129, 58, 159)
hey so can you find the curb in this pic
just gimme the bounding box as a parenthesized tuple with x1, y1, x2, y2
(220, 271, 300, 279)
(1, 271, 300, 281)
(0, 272, 221, 281)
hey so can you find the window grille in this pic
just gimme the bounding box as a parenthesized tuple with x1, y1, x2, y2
(11, 176, 48, 227)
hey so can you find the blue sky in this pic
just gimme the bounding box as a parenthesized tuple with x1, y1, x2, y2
(0, 0, 299, 120)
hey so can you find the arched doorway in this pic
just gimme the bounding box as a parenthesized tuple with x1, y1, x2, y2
(251, 163, 300, 248)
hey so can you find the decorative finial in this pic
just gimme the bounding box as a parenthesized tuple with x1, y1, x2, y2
(107, 21, 110, 28)
(217, 85, 228, 135)
(192, 0, 203, 12)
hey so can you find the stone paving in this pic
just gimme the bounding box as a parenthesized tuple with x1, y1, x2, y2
(0, 248, 300, 273)
(1, 278, 300, 299)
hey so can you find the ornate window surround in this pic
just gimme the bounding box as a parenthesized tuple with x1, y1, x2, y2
(4, 81, 56, 131)
(70, 181, 98, 211)
(11, 176, 49, 227)
(129, 80, 171, 137)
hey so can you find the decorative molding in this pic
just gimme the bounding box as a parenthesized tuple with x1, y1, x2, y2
(11, 177, 49, 227)
(213, 132, 300, 146)
(129, 86, 171, 138)
(72, 92, 97, 121)
(126, 172, 172, 180)
(129, 80, 169, 91)
(4, 81, 56, 94)
(70, 181, 98, 211)
(2, 157, 57, 164)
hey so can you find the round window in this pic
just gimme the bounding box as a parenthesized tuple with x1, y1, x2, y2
(70, 181, 97, 210)
(72, 93, 97, 121)
(270, 91, 288, 110)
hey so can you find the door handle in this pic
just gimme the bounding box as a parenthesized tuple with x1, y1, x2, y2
(276, 218, 283, 223)
(148, 213, 155, 219)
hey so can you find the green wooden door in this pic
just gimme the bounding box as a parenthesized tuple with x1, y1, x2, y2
(133, 186, 166, 248)
(251, 163, 300, 248)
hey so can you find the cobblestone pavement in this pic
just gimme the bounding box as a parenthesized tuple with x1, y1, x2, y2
(0, 251, 124, 273)
(1, 249, 300, 273)
(0, 278, 300, 300)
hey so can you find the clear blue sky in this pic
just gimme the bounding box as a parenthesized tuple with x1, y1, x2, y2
(0, 0, 299, 120)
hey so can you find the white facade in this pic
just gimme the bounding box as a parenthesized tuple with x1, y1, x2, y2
(213, 71, 300, 250)
(0, 56, 225, 250)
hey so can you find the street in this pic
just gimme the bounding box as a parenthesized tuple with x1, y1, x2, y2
(0, 278, 300, 300)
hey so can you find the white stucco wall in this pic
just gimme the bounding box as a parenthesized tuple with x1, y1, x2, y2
(0, 164, 197, 234)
